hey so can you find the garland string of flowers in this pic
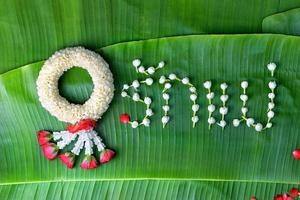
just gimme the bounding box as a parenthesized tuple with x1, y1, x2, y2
(36, 47, 115, 169)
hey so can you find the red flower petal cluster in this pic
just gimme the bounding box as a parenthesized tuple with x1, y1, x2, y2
(67, 119, 97, 133)
(38, 131, 52, 146)
(120, 114, 130, 124)
(100, 149, 115, 163)
(59, 152, 75, 169)
(42, 143, 59, 160)
(80, 155, 98, 169)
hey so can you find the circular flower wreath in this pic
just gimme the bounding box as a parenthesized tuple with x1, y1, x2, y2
(36, 47, 115, 169)
(36, 46, 114, 124)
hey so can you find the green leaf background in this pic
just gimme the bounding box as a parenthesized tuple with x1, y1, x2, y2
(1, 1, 300, 200)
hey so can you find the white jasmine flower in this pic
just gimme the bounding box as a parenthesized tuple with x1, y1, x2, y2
(132, 59, 141, 67)
(267, 62, 277, 72)
(246, 118, 255, 127)
(266, 123, 272, 128)
(255, 123, 263, 132)
(190, 94, 197, 101)
(233, 119, 240, 127)
(268, 102, 275, 110)
(146, 109, 153, 116)
(147, 67, 155, 74)
(132, 93, 140, 101)
(162, 116, 170, 124)
(182, 77, 190, 85)
(203, 81, 212, 89)
(157, 61, 165, 68)
(219, 120, 226, 128)
(189, 87, 196, 93)
(169, 74, 177, 80)
(268, 81, 277, 89)
(220, 95, 228, 102)
(138, 66, 145, 73)
(159, 76, 166, 84)
(142, 118, 150, 127)
(208, 104, 215, 112)
(164, 83, 172, 89)
(241, 107, 248, 114)
(240, 94, 248, 102)
(206, 92, 214, 99)
(144, 97, 152, 105)
(132, 80, 140, 88)
(192, 104, 199, 112)
(192, 116, 199, 123)
(219, 107, 228, 115)
(208, 117, 216, 124)
(220, 83, 228, 90)
(163, 105, 170, 112)
(162, 93, 170, 100)
(123, 84, 129, 90)
(131, 121, 139, 128)
(145, 78, 153, 86)
(268, 93, 275, 99)
(241, 81, 248, 89)
(121, 91, 127, 97)
(267, 110, 275, 118)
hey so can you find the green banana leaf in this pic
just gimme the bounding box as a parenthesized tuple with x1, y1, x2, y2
(263, 8, 300, 36)
(1, 0, 300, 74)
(1, 34, 300, 199)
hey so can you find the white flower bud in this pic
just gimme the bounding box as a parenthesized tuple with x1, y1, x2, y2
(146, 109, 154, 116)
(268, 102, 275, 110)
(138, 66, 145, 73)
(192, 104, 199, 112)
(192, 116, 199, 123)
(169, 74, 177, 80)
(255, 123, 263, 132)
(267, 110, 274, 118)
(159, 76, 166, 84)
(144, 97, 152, 105)
(163, 105, 170, 112)
(131, 121, 139, 128)
(189, 87, 196, 93)
(164, 83, 171, 89)
(246, 118, 254, 127)
(145, 78, 153, 86)
(220, 95, 228, 102)
(241, 107, 248, 114)
(268, 93, 275, 99)
(241, 81, 248, 89)
(132, 80, 140, 88)
(132, 93, 140, 101)
(121, 91, 127, 97)
(162, 116, 169, 124)
(182, 77, 190, 85)
(233, 119, 240, 127)
(267, 62, 277, 71)
(219, 107, 228, 115)
(208, 117, 216, 124)
(190, 94, 197, 101)
(132, 59, 141, 67)
(147, 67, 155, 74)
(158, 61, 165, 68)
(266, 122, 272, 128)
(220, 83, 228, 90)
(208, 104, 215, 112)
(203, 81, 212, 89)
(162, 93, 170, 100)
(142, 118, 150, 127)
(268, 81, 277, 90)
(123, 84, 129, 90)
(206, 92, 214, 100)
(219, 120, 226, 127)
(240, 94, 248, 102)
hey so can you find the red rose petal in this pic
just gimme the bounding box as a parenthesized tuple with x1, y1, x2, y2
(100, 149, 115, 163)
(293, 149, 300, 159)
(42, 143, 58, 160)
(80, 155, 98, 169)
(67, 119, 97, 133)
(290, 188, 299, 197)
(120, 114, 130, 124)
(59, 152, 75, 169)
